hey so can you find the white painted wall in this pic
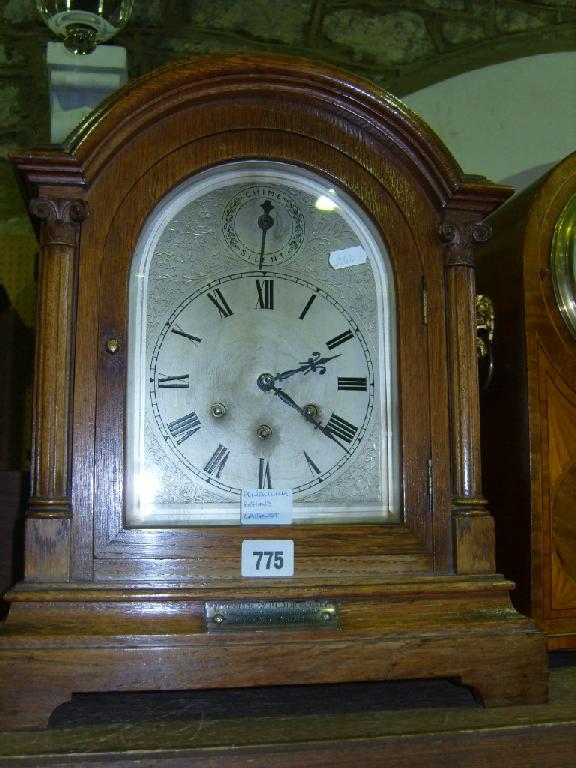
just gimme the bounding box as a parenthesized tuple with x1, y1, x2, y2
(404, 53, 576, 190)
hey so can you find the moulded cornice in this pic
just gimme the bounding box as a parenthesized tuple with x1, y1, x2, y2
(30, 53, 510, 216)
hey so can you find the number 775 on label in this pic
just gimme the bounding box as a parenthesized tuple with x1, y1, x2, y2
(241, 540, 294, 577)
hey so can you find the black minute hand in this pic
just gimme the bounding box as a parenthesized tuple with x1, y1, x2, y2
(268, 382, 348, 451)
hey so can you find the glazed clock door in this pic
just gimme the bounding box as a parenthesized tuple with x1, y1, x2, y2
(94, 141, 431, 581)
(125, 161, 399, 528)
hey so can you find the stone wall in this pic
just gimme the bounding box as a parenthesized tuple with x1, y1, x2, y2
(0, 0, 575, 231)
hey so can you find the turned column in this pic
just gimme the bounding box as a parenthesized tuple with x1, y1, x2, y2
(439, 217, 495, 574)
(25, 195, 87, 581)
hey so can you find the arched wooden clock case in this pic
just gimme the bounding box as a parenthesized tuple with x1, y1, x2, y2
(1, 55, 547, 728)
(477, 151, 576, 650)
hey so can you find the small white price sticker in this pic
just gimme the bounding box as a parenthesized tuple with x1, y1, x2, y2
(329, 245, 367, 270)
(241, 540, 294, 578)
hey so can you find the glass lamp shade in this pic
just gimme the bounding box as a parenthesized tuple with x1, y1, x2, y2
(36, 0, 134, 55)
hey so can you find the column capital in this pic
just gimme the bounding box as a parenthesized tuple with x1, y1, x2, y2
(439, 219, 492, 267)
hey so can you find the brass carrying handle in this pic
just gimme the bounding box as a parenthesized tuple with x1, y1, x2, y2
(476, 294, 495, 393)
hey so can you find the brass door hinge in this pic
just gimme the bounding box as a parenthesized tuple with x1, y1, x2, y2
(427, 458, 434, 512)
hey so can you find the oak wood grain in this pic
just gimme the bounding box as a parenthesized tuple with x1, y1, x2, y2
(3, 53, 545, 727)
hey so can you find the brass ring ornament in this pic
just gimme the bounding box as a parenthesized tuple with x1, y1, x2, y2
(551, 193, 576, 340)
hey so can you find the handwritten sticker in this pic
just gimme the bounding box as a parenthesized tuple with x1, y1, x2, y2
(329, 245, 367, 270)
(241, 489, 293, 525)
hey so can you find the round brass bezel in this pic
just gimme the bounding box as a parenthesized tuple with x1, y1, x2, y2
(552, 193, 576, 340)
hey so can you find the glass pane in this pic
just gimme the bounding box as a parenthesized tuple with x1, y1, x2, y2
(126, 161, 399, 525)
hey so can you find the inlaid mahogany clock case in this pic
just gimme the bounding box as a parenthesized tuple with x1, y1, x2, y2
(0, 55, 547, 728)
(477, 151, 576, 650)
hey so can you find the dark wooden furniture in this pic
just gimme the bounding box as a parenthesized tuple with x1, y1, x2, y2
(0, 54, 547, 729)
(477, 151, 576, 650)
(0, 287, 32, 619)
(0, 471, 26, 620)
(0, 285, 33, 470)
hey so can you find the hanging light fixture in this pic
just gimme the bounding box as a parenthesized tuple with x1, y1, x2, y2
(36, 1, 134, 141)
(36, 1, 134, 55)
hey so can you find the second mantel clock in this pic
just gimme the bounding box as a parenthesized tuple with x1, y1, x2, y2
(477, 151, 576, 649)
(1, 54, 547, 728)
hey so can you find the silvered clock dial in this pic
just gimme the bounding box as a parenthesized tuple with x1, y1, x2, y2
(126, 161, 398, 525)
(222, 184, 305, 266)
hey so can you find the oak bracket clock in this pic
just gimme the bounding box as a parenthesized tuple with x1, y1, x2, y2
(477, 151, 576, 650)
(1, 54, 547, 729)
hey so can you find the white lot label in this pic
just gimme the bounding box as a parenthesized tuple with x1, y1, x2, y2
(241, 489, 293, 525)
(241, 540, 295, 577)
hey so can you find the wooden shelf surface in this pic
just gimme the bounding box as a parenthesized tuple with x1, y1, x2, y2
(0, 654, 574, 767)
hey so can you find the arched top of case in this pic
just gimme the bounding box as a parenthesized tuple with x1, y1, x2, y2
(11, 53, 511, 216)
(528, 151, 576, 223)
